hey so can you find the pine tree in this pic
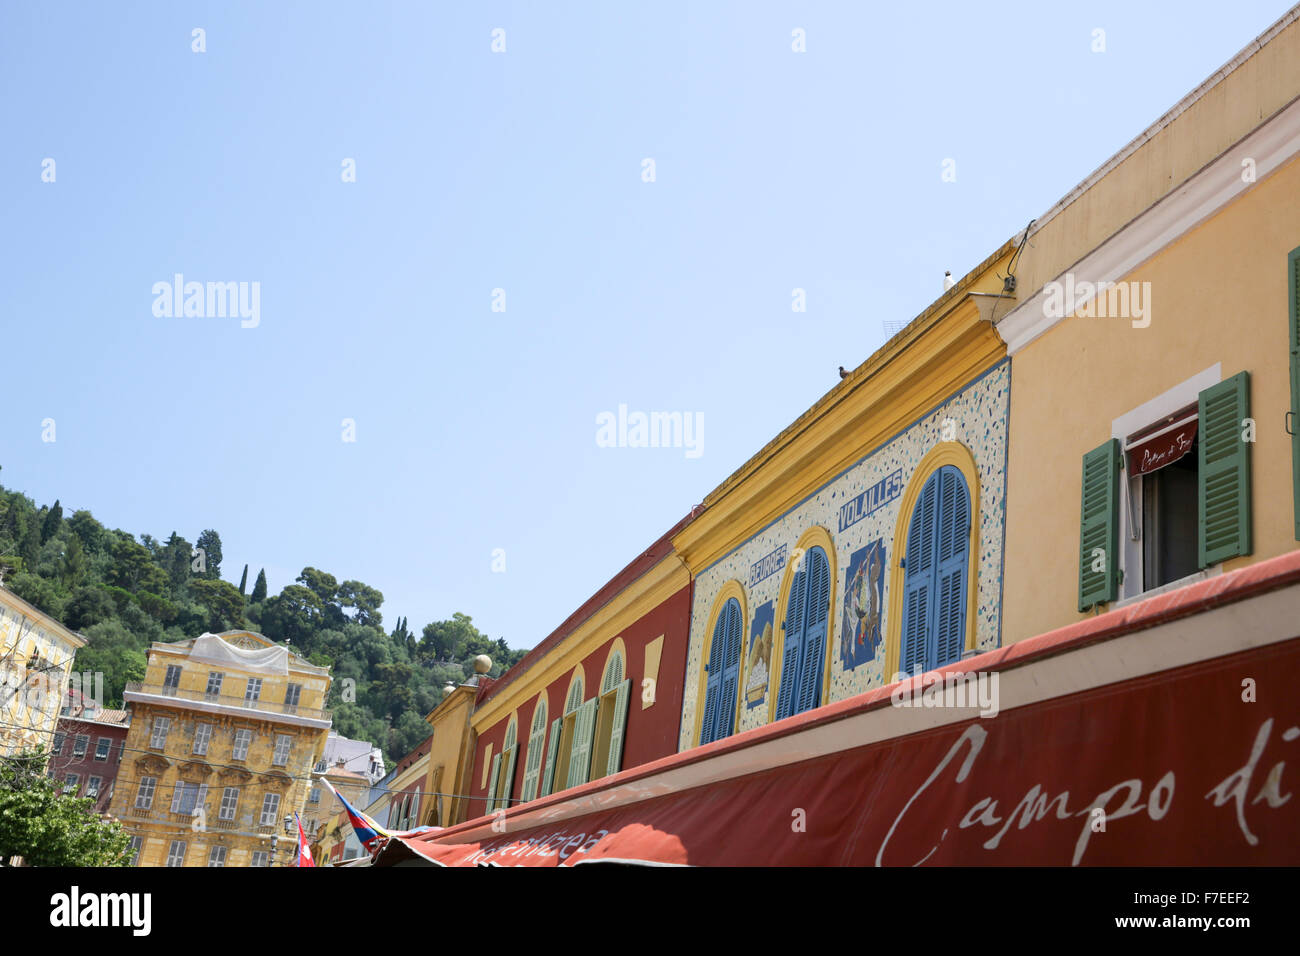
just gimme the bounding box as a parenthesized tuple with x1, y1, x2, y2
(238, 563, 248, 596)
(250, 568, 268, 603)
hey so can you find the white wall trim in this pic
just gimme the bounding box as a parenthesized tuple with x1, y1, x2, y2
(997, 92, 1300, 355)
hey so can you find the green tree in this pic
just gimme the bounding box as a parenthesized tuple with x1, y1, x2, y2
(67, 509, 107, 553)
(63, 585, 116, 631)
(59, 535, 86, 589)
(250, 568, 268, 603)
(158, 532, 192, 595)
(188, 579, 246, 632)
(238, 563, 248, 596)
(339, 579, 384, 627)
(40, 499, 63, 544)
(194, 529, 223, 580)
(0, 750, 133, 866)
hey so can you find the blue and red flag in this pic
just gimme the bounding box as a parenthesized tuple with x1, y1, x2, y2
(320, 777, 436, 857)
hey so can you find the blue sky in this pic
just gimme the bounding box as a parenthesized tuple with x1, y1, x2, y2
(1, 0, 1292, 651)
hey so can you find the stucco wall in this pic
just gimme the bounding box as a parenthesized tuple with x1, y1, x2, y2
(1001, 154, 1300, 642)
(678, 362, 1011, 751)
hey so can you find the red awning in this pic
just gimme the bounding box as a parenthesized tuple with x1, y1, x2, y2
(1126, 413, 1197, 477)
(394, 550, 1300, 867)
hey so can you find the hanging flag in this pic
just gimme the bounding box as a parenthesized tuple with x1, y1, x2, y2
(295, 812, 315, 867)
(319, 776, 437, 857)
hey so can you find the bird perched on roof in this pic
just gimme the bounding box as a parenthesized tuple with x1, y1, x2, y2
(943, 270, 956, 291)
(838, 366, 850, 380)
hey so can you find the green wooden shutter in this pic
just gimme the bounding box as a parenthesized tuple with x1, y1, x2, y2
(485, 752, 501, 813)
(521, 721, 545, 802)
(1198, 371, 1252, 567)
(604, 679, 632, 777)
(499, 746, 517, 811)
(1289, 246, 1300, 539)
(566, 698, 599, 788)
(1078, 438, 1121, 611)
(539, 717, 562, 797)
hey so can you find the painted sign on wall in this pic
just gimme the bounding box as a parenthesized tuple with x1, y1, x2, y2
(745, 601, 774, 709)
(840, 540, 885, 669)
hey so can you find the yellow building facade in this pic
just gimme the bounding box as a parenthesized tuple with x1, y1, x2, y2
(111, 631, 331, 867)
(0, 586, 85, 763)
(997, 7, 1300, 642)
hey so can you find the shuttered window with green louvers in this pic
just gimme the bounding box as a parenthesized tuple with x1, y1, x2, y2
(1078, 439, 1121, 611)
(520, 698, 548, 803)
(1198, 371, 1252, 567)
(565, 698, 599, 789)
(1289, 246, 1300, 540)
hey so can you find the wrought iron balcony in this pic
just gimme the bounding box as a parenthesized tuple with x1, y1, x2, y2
(123, 682, 330, 723)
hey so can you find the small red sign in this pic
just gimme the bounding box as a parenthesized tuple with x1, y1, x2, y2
(1128, 419, 1197, 477)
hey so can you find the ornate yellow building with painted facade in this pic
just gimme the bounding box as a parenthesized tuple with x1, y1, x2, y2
(110, 631, 331, 867)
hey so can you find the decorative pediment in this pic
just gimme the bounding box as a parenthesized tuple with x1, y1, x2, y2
(217, 766, 253, 785)
(177, 760, 212, 783)
(134, 754, 170, 775)
(263, 770, 293, 793)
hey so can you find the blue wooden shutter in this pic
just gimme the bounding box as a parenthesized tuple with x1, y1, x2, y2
(699, 606, 728, 744)
(775, 563, 807, 720)
(715, 600, 743, 740)
(1198, 371, 1252, 566)
(900, 473, 939, 676)
(796, 548, 830, 714)
(933, 468, 971, 669)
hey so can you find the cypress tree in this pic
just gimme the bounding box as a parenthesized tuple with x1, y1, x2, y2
(250, 568, 268, 603)
(238, 563, 249, 596)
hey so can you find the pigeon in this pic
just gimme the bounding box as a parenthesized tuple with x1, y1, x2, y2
(839, 366, 850, 380)
(943, 270, 956, 291)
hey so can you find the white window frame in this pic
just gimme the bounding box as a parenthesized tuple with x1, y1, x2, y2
(87, 775, 102, 797)
(63, 773, 79, 793)
(259, 792, 281, 827)
(284, 683, 302, 712)
(135, 776, 156, 810)
(232, 728, 252, 761)
(1111, 365, 1224, 605)
(219, 786, 239, 822)
(72, 734, 89, 758)
(272, 734, 291, 766)
(149, 717, 170, 749)
(165, 840, 186, 867)
(205, 671, 224, 700)
(127, 836, 142, 865)
(94, 736, 112, 761)
(207, 845, 227, 867)
(244, 677, 263, 704)
(193, 723, 213, 756)
(250, 850, 269, 867)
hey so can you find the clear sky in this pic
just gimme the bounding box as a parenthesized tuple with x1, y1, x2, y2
(2, 1, 1293, 651)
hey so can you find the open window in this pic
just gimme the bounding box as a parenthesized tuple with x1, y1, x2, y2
(541, 669, 589, 797)
(590, 644, 632, 782)
(1080, 371, 1252, 609)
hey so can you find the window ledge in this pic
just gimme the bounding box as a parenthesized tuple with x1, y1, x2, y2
(1114, 565, 1222, 609)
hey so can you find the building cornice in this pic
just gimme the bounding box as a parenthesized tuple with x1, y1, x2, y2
(672, 254, 1013, 575)
(470, 554, 691, 730)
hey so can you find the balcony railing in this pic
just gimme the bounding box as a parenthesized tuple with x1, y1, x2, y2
(123, 682, 330, 722)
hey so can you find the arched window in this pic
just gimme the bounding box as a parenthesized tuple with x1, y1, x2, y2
(775, 545, 832, 721)
(486, 714, 519, 812)
(700, 598, 743, 744)
(590, 642, 631, 781)
(899, 465, 971, 675)
(520, 694, 549, 803)
(541, 668, 587, 797)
